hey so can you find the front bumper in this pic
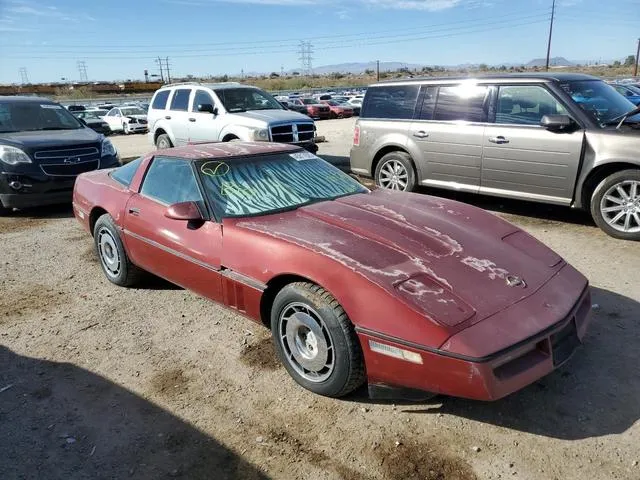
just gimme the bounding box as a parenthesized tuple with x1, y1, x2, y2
(0, 155, 120, 210)
(125, 123, 148, 133)
(358, 272, 592, 401)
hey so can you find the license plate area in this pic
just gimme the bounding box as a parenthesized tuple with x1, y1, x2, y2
(551, 319, 580, 366)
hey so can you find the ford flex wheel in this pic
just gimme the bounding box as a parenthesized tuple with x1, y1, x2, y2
(591, 169, 640, 241)
(271, 282, 365, 398)
(374, 151, 416, 192)
(93, 214, 144, 286)
(155, 133, 173, 149)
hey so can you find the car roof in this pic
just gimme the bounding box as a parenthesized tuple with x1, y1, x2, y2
(371, 72, 599, 86)
(153, 141, 302, 160)
(0, 96, 57, 104)
(159, 82, 252, 91)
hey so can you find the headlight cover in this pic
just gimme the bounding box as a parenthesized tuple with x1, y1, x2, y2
(101, 138, 117, 157)
(252, 128, 269, 141)
(0, 145, 32, 165)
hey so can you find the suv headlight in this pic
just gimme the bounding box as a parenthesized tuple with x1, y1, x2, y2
(0, 145, 32, 165)
(252, 128, 269, 141)
(101, 138, 117, 157)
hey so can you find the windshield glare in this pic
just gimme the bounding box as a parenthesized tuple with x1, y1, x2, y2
(197, 152, 368, 218)
(0, 102, 83, 133)
(562, 80, 637, 125)
(215, 88, 283, 113)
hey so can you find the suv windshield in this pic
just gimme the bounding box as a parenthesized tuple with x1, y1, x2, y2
(0, 102, 83, 133)
(561, 80, 638, 125)
(197, 152, 368, 218)
(214, 88, 283, 113)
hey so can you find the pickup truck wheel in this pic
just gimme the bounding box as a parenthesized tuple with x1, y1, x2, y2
(591, 169, 640, 240)
(155, 134, 173, 149)
(271, 282, 365, 398)
(374, 151, 417, 192)
(93, 214, 144, 286)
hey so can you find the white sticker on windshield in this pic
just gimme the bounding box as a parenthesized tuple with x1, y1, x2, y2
(41, 104, 62, 109)
(289, 151, 316, 161)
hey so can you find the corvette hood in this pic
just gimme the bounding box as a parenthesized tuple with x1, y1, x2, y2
(236, 189, 564, 328)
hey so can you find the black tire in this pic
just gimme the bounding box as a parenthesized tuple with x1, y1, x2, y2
(374, 151, 417, 192)
(270, 282, 365, 398)
(155, 133, 173, 149)
(93, 214, 144, 286)
(590, 169, 640, 241)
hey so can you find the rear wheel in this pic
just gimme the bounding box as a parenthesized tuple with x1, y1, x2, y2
(271, 282, 365, 398)
(155, 133, 173, 149)
(591, 169, 640, 240)
(374, 151, 417, 192)
(93, 214, 144, 286)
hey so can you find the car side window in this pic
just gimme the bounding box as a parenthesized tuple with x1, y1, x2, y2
(140, 157, 203, 205)
(151, 90, 170, 110)
(434, 85, 489, 122)
(111, 158, 142, 187)
(191, 90, 215, 112)
(417, 86, 438, 120)
(361, 85, 420, 120)
(106, 109, 116, 117)
(495, 85, 568, 125)
(170, 89, 191, 112)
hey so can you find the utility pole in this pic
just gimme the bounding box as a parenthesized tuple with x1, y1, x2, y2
(19, 67, 29, 84)
(376, 60, 380, 81)
(281, 65, 284, 77)
(545, 0, 556, 71)
(165, 57, 171, 83)
(156, 57, 165, 83)
(298, 41, 314, 76)
(77, 61, 88, 82)
(241, 68, 244, 79)
(634, 38, 640, 77)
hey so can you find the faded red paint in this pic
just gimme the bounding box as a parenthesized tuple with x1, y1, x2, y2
(72, 143, 591, 401)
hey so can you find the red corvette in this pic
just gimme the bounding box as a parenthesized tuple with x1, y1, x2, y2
(73, 142, 591, 401)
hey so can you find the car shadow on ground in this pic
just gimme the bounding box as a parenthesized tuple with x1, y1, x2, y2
(393, 287, 640, 440)
(3, 204, 74, 220)
(0, 345, 269, 480)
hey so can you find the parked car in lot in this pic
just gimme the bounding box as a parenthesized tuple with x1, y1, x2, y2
(320, 100, 354, 119)
(351, 73, 640, 240)
(287, 98, 331, 120)
(611, 84, 640, 105)
(148, 82, 317, 153)
(73, 110, 111, 135)
(0, 96, 119, 213)
(103, 106, 148, 134)
(73, 141, 591, 401)
(279, 99, 309, 115)
(66, 105, 86, 112)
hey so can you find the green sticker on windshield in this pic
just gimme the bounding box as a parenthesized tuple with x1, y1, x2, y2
(201, 161, 230, 177)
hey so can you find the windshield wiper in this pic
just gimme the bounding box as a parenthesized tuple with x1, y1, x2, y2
(227, 108, 246, 113)
(603, 105, 640, 128)
(35, 127, 77, 131)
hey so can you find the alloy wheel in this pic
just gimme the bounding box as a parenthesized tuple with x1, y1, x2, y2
(599, 180, 640, 233)
(378, 159, 409, 191)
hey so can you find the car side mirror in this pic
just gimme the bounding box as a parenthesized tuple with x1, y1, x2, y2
(540, 114, 573, 131)
(197, 103, 217, 115)
(165, 201, 203, 222)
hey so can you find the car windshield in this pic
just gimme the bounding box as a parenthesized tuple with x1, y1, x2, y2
(0, 102, 83, 133)
(197, 151, 368, 218)
(121, 107, 145, 116)
(561, 80, 638, 125)
(301, 99, 317, 105)
(214, 87, 283, 113)
(75, 111, 104, 120)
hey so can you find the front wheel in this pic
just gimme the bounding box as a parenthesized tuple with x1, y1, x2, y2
(155, 133, 173, 149)
(374, 151, 417, 192)
(271, 282, 365, 398)
(590, 169, 640, 240)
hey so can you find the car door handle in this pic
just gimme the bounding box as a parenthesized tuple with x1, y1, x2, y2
(488, 136, 509, 144)
(188, 118, 196, 122)
(413, 131, 429, 138)
(128, 208, 140, 216)
(164, 115, 172, 120)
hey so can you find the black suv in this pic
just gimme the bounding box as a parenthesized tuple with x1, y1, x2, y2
(0, 96, 120, 213)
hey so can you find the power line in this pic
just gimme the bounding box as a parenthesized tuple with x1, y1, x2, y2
(77, 60, 88, 81)
(19, 67, 29, 84)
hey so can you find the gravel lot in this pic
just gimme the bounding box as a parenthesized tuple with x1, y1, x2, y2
(1, 118, 639, 480)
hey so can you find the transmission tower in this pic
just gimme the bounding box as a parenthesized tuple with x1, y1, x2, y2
(164, 57, 171, 83)
(19, 67, 29, 84)
(77, 61, 88, 82)
(298, 41, 314, 76)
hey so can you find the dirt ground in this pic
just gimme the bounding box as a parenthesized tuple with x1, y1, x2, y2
(1, 119, 640, 480)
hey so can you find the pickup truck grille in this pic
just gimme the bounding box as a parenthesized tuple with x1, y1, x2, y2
(34, 146, 100, 177)
(270, 123, 315, 143)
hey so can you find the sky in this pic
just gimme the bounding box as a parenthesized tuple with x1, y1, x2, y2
(0, 0, 638, 84)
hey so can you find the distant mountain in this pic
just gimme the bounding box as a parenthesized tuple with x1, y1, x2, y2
(526, 57, 575, 67)
(290, 62, 424, 75)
